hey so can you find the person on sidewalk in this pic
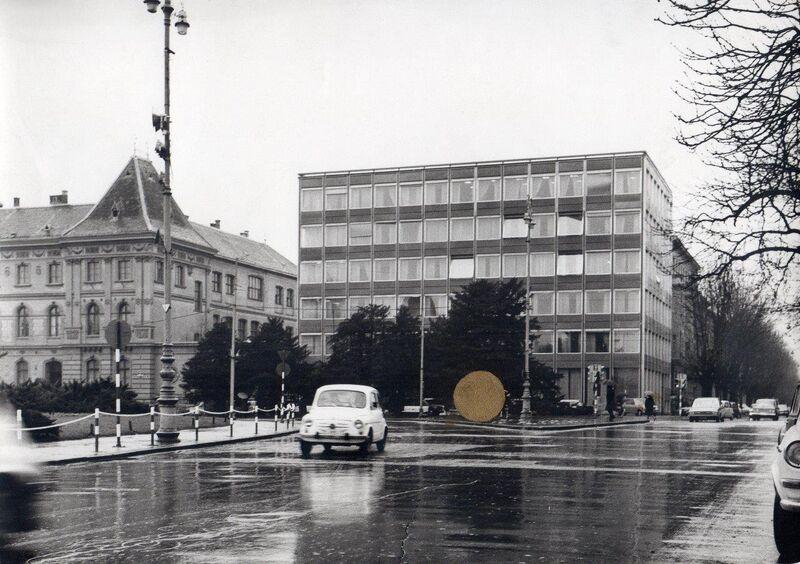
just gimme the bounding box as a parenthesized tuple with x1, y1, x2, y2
(605, 376, 616, 421)
(645, 393, 656, 422)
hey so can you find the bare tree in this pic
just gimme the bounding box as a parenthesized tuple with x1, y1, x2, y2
(660, 0, 800, 316)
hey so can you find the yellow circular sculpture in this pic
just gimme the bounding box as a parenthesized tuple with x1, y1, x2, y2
(453, 371, 505, 423)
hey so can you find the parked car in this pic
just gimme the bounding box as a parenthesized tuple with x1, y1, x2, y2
(751, 398, 780, 421)
(402, 398, 447, 417)
(772, 383, 800, 560)
(778, 404, 790, 417)
(689, 397, 725, 422)
(622, 398, 646, 416)
(0, 400, 40, 562)
(557, 399, 593, 416)
(298, 385, 388, 456)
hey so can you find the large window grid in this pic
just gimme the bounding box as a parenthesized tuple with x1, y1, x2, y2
(301, 225, 322, 248)
(476, 255, 500, 278)
(614, 210, 642, 234)
(531, 175, 555, 199)
(248, 276, 263, 301)
(530, 291, 554, 316)
(424, 181, 448, 205)
(585, 290, 611, 314)
(477, 216, 501, 240)
(301, 188, 322, 212)
(399, 183, 422, 206)
(504, 176, 528, 200)
(424, 294, 447, 317)
(615, 170, 642, 194)
(374, 222, 397, 245)
(585, 251, 612, 275)
(477, 178, 501, 202)
(349, 259, 371, 282)
(424, 256, 447, 280)
(349, 185, 372, 209)
(613, 329, 640, 353)
(450, 180, 474, 204)
(424, 218, 448, 243)
(398, 258, 422, 281)
(325, 224, 347, 247)
(530, 252, 555, 277)
(299, 261, 322, 284)
(325, 187, 346, 210)
(324, 297, 347, 319)
(399, 220, 422, 243)
(503, 254, 527, 277)
(450, 217, 474, 241)
(585, 172, 612, 196)
(558, 173, 583, 198)
(557, 290, 582, 315)
(374, 184, 396, 208)
(349, 222, 372, 246)
(586, 212, 612, 235)
(374, 258, 397, 282)
(531, 214, 555, 238)
(324, 260, 347, 283)
(502, 218, 527, 238)
(300, 298, 322, 320)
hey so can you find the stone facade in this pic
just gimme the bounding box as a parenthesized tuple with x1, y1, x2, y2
(0, 157, 297, 402)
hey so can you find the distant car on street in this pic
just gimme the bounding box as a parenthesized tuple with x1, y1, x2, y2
(779, 404, 790, 417)
(622, 398, 646, 416)
(751, 398, 780, 421)
(557, 399, 593, 416)
(772, 383, 800, 560)
(297, 385, 388, 457)
(688, 397, 726, 422)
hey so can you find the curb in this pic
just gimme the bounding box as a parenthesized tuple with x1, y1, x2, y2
(43, 429, 299, 466)
(410, 418, 649, 432)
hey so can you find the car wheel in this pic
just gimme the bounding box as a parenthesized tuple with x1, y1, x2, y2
(299, 440, 312, 458)
(359, 430, 373, 454)
(717, 416, 722, 423)
(637, 409, 643, 416)
(774, 493, 800, 560)
(323, 444, 332, 453)
(376, 428, 388, 452)
(689, 417, 695, 422)
(752, 416, 758, 421)
(774, 416, 779, 421)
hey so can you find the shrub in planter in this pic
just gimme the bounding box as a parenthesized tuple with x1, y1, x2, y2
(21, 410, 59, 442)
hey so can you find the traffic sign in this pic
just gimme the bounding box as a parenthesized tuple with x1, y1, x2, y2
(162, 303, 171, 313)
(275, 362, 291, 376)
(104, 320, 132, 349)
(676, 373, 687, 388)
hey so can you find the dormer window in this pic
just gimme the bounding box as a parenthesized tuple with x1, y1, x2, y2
(111, 205, 120, 220)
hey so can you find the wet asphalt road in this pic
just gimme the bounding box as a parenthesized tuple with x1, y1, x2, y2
(11, 418, 784, 563)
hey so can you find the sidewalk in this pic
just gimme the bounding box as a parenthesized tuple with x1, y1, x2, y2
(25, 419, 299, 466)
(411, 414, 654, 431)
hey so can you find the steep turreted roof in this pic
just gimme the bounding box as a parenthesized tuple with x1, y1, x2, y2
(64, 158, 212, 250)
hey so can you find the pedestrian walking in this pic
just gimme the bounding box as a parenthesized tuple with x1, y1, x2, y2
(605, 376, 616, 421)
(644, 392, 656, 422)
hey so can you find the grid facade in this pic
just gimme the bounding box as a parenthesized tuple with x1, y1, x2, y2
(297, 152, 673, 411)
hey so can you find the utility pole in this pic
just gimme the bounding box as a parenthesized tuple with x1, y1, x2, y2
(229, 257, 240, 417)
(146, 0, 190, 444)
(419, 310, 425, 418)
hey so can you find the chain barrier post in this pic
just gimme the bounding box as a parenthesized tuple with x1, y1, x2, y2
(274, 404, 278, 432)
(16, 409, 22, 441)
(229, 408, 234, 438)
(115, 348, 122, 448)
(254, 403, 259, 435)
(194, 406, 199, 442)
(94, 408, 100, 453)
(150, 406, 155, 446)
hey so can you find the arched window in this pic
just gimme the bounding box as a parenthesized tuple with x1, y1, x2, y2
(119, 357, 130, 385)
(15, 359, 29, 384)
(17, 305, 30, 337)
(86, 303, 100, 335)
(48, 305, 61, 337)
(86, 358, 99, 381)
(117, 301, 131, 322)
(45, 360, 62, 386)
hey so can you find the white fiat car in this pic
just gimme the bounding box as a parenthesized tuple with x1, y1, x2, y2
(773, 383, 800, 560)
(298, 385, 388, 457)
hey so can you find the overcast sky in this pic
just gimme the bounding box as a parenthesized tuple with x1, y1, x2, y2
(2, 1, 796, 354)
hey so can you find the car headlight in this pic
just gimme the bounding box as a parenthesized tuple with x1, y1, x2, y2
(303, 418, 314, 427)
(354, 420, 363, 429)
(785, 441, 800, 468)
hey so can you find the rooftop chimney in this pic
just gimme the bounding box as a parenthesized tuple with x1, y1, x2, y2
(240, 230, 249, 238)
(210, 219, 220, 229)
(13, 197, 20, 207)
(49, 190, 69, 206)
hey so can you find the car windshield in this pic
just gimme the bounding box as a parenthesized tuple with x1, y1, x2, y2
(692, 398, 719, 408)
(316, 390, 366, 408)
(754, 399, 775, 407)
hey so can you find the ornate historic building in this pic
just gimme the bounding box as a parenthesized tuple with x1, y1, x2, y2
(0, 157, 296, 401)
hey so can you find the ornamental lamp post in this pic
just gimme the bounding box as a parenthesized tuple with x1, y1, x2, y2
(520, 197, 536, 421)
(144, 0, 190, 443)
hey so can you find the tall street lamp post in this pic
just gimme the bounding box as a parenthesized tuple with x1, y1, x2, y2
(145, 0, 190, 443)
(520, 198, 536, 421)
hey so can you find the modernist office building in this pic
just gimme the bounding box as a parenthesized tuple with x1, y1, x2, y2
(296, 152, 673, 410)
